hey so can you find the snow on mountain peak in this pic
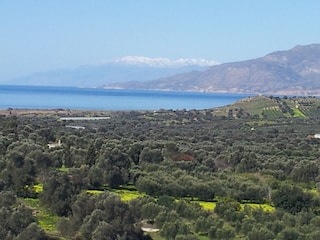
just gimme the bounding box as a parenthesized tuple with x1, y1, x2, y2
(113, 56, 219, 67)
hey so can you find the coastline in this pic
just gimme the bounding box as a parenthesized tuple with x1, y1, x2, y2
(0, 108, 115, 117)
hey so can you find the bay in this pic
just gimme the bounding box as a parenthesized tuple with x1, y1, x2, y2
(0, 85, 251, 110)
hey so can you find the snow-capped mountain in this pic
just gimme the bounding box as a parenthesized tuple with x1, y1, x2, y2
(113, 56, 219, 68)
(7, 57, 218, 87)
(107, 44, 320, 95)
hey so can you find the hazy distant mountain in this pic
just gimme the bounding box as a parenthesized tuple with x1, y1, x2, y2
(107, 44, 320, 95)
(6, 57, 218, 87)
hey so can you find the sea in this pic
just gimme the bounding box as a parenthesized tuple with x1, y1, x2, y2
(0, 85, 252, 110)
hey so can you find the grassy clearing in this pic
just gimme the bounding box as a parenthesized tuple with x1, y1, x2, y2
(194, 200, 216, 211)
(33, 183, 43, 193)
(194, 200, 274, 212)
(86, 189, 105, 194)
(293, 108, 305, 117)
(86, 188, 145, 201)
(241, 203, 275, 212)
(22, 198, 58, 232)
(113, 189, 145, 201)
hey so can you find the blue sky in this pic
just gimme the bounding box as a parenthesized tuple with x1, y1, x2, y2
(0, 0, 319, 81)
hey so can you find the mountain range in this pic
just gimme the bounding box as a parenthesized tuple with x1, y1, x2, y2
(107, 44, 320, 95)
(6, 57, 218, 87)
(7, 44, 320, 95)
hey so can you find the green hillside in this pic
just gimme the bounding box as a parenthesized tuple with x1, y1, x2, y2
(212, 95, 320, 119)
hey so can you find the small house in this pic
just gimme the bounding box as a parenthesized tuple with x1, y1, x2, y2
(48, 140, 62, 149)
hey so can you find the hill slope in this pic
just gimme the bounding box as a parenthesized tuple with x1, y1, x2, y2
(211, 95, 320, 119)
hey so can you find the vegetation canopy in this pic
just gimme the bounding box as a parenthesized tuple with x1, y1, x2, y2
(1, 95, 320, 239)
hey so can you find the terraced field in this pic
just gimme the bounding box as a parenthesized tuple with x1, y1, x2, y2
(216, 96, 320, 119)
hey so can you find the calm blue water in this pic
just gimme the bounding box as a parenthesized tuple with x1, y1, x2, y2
(0, 85, 251, 110)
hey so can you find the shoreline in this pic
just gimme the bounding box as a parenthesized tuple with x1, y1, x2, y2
(0, 108, 116, 117)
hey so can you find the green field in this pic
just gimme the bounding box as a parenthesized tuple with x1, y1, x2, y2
(241, 203, 275, 212)
(194, 200, 274, 212)
(22, 198, 58, 232)
(193, 200, 216, 210)
(86, 188, 145, 201)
